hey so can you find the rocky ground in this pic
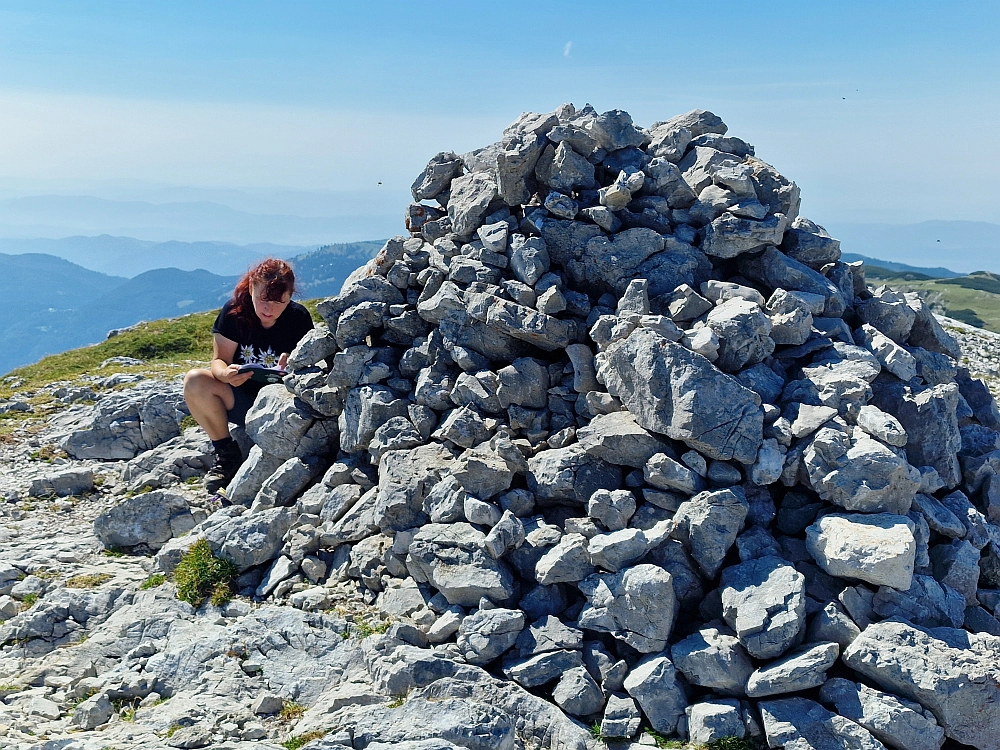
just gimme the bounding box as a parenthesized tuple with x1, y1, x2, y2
(4, 104, 1000, 750)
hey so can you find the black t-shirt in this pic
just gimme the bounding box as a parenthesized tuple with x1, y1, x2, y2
(212, 299, 314, 394)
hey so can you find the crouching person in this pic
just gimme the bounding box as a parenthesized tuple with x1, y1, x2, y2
(184, 258, 313, 494)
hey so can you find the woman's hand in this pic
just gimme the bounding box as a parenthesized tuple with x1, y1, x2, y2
(213, 361, 252, 387)
(278, 352, 289, 371)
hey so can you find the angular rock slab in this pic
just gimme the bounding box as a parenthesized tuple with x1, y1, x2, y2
(720, 555, 806, 659)
(745, 641, 839, 698)
(245, 384, 315, 460)
(804, 428, 921, 514)
(819, 677, 945, 750)
(670, 627, 753, 696)
(806, 513, 916, 590)
(203, 506, 294, 572)
(760, 697, 887, 750)
(843, 618, 1000, 750)
(374, 443, 454, 532)
(93, 489, 194, 551)
(578, 564, 676, 653)
(406, 522, 516, 606)
(598, 327, 763, 463)
(623, 654, 688, 735)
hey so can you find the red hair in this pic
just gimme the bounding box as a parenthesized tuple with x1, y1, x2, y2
(229, 258, 296, 330)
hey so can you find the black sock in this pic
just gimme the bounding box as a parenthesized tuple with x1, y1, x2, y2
(212, 437, 235, 453)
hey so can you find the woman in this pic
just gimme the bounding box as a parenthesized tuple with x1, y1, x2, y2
(184, 258, 314, 494)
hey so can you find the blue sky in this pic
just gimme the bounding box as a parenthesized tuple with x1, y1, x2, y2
(0, 1, 997, 234)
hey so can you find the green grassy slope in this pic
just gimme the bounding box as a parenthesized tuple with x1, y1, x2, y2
(865, 267, 1000, 332)
(1, 300, 325, 399)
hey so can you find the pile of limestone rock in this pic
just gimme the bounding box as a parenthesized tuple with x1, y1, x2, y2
(93, 105, 1000, 748)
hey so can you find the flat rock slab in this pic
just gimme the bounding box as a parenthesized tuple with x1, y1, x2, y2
(843, 618, 1000, 750)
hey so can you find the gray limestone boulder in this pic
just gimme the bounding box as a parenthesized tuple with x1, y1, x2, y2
(245, 384, 316, 460)
(578, 564, 676, 653)
(457, 607, 525, 665)
(701, 212, 789, 259)
(720, 555, 806, 659)
(598, 327, 763, 463)
(855, 405, 907, 447)
(644, 452, 705, 494)
(854, 324, 917, 381)
(803, 428, 921, 514)
(412, 151, 463, 201)
(54, 381, 185, 460)
(760, 697, 887, 750)
(587, 528, 649, 573)
(29, 467, 94, 497)
(745, 641, 839, 698)
(339, 385, 410, 455)
(818, 677, 945, 750)
(121, 428, 214, 491)
(502, 649, 583, 689)
(670, 627, 754, 696)
(586, 489, 637, 531)
(535, 533, 594, 585)
(576, 411, 669, 468)
(601, 694, 642, 739)
(805, 513, 916, 590)
(857, 287, 916, 344)
(374, 443, 454, 532)
(686, 699, 745, 745)
(843, 618, 1000, 750)
(740, 246, 845, 317)
(406, 522, 516, 606)
(93, 489, 195, 551)
(203, 506, 294, 572)
(552, 666, 604, 717)
(623, 654, 688, 735)
(527, 444, 622, 504)
(448, 170, 499, 236)
(705, 296, 775, 372)
(871, 380, 962, 489)
(672, 488, 749, 578)
(871, 574, 965, 628)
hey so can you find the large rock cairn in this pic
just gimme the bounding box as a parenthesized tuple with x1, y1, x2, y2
(162, 105, 1000, 748)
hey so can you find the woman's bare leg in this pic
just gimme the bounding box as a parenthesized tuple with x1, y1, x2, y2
(183, 369, 236, 441)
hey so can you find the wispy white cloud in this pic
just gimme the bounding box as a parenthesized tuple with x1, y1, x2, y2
(563, 41, 572, 57)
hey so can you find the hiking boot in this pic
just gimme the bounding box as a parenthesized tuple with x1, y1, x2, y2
(204, 442, 243, 494)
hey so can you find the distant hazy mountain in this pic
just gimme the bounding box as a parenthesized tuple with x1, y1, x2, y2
(0, 236, 312, 278)
(0, 193, 405, 245)
(0, 241, 384, 374)
(827, 220, 1000, 275)
(840, 254, 960, 279)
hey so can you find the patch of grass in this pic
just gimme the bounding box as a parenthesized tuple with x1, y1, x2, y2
(589, 722, 607, 742)
(279, 701, 306, 722)
(20, 593, 38, 608)
(352, 617, 391, 639)
(172, 539, 238, 608)
(708, 738, 763, 750)
(65, 573, 111, 588)
(281, 730, 327, 750)
(102, 547, 127, 558)
(643, 728, 683, 749)
(165, 724, 182, 738)
(386, 695, 406, 709)
(29, 445, 68, 463)
(179, 414, 199, 432)
(113, 697, 140, 722)
(140, 573, 167, 590)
